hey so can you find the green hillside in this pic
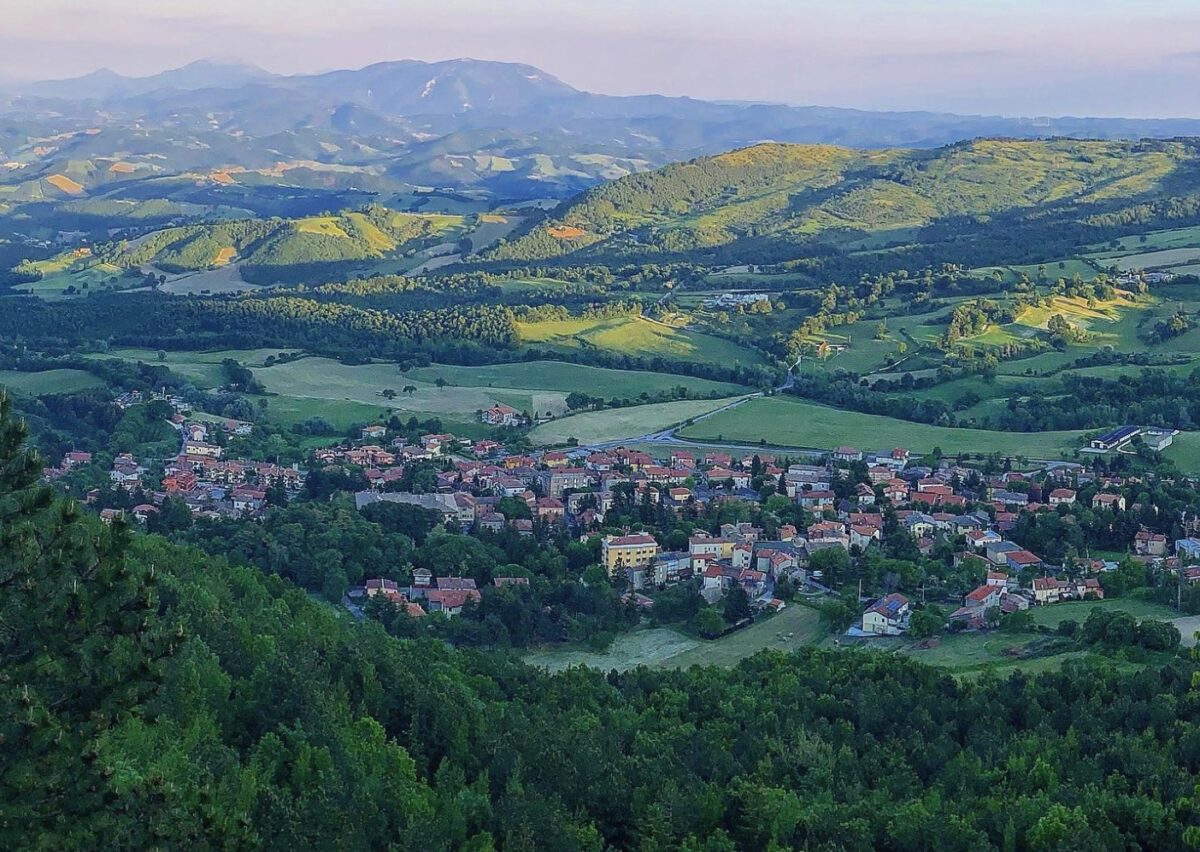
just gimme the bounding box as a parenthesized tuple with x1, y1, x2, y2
(94, 204, 463, 285)
(493, 139, 1200, 263)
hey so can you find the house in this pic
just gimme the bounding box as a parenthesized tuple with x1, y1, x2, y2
(1048, 488, 1076, 505)
(481, 403, 522, 427)
(99, 508, 124, 525)
(963, 583, 1002, 611)
(984, 540, 1021, 566)
(985, 570, 1009, 588)
(902, 512, 936, 539)
(849, 524, 881, 550)
(131, 504, 158, 524)
(183, 441, 222, 459)
(707, 467, 751, 489)
(833, 446, 863, 463)
(1031, 576, 1067, 605)
(965, 529, 1002, 552)
(1134, 531, 1169, 557)
(1092, 492, 1126, 511)
(796, 490, 836, 512)
(861, 593, 910, 635)
(62, 451, 92, 468)
(478, 512, 505, 533)
(601, 533, 659, 577)
(425, 585, 482, 617)
(535, 497, 565, 522)
(364, 578, 400, 598)
(1005, 550, 1043, 573)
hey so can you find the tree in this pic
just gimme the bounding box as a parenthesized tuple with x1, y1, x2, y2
(382, 388, 398, 400)
(908, 606, 944, 639)
(693, 607, 725, 637)
(723, 586, 753, 623)
(0, 391, 178, 842)
(403, 385, 417, 396)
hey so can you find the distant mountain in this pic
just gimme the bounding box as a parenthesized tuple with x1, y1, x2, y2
(16, 57, 1200, 147)
(10, 58, 1200, 203)
(16, 60, 273, 100)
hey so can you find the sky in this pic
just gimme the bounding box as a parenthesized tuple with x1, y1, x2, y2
(5, 0, 1200, 118)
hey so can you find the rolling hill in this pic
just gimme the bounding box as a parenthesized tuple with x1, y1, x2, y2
(491, 138, 1200, 265)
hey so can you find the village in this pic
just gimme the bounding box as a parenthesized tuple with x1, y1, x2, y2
(38, 388, 1200, 643)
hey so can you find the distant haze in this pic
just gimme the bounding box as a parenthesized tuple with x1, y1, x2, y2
(7, 0, 1200, 118)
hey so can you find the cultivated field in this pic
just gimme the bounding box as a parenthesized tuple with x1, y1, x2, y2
(678, 396, 1084, 457)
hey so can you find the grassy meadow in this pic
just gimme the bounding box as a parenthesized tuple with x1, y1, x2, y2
(0, 368, 106, 396)
(678, 396, 1084, 457)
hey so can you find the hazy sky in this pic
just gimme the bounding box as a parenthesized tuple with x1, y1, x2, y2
(6, 0, 1200, 117)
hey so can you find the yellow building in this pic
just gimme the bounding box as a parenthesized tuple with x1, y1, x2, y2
(601, 533, 659, 577)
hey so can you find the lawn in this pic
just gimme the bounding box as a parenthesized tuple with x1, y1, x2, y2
(515, 315, 767, 367)
(0, 368, 105, 396)
(406, 361, 746, 399)
(529, 396, 745, 446)
(678, 396, 1084, 458)
(1025, 597, 1178, 629)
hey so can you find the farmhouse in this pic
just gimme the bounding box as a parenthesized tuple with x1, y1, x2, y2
(481, 403, 523, 427)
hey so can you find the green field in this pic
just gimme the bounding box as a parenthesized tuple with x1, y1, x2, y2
(1025, 597, 1178, 629)
(407, 360, 746, 399)
(258, 396, 398, 432)
(524, 603, 823, 672)
(251, 357, 548, 426)
(529, 396, 745, 446)
(0, 368, 105, 396)
(515, 314, 767, 367)
(678, 396, 1084, 457)
(86, 348, 298, 388)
